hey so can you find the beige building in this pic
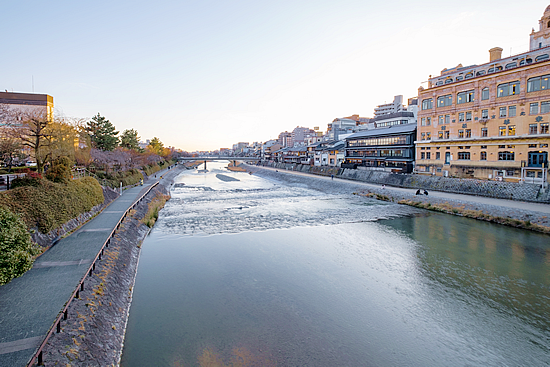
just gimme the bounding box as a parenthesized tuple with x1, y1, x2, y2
(416, 6, 550, 185)
(0, 92, 54, 124)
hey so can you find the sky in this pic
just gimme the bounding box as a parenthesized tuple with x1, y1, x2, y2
(1, 0, 548, 151)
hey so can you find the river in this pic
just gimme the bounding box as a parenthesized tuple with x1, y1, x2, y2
(121, 162, 550, 367)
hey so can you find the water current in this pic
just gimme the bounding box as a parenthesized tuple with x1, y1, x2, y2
(121, 162, 550, 366)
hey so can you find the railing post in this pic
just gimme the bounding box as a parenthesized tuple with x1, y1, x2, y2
(37, 351, 43, 365)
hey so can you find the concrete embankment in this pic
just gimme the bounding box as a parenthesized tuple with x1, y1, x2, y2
(246, 164, 550, 234)
(260, 162, 550, 203)
(40, 166, 183, 366)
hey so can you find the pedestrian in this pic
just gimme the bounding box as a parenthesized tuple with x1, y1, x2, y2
(331, 174, 334, 180)
(424, 190, 428, 195)
(415, 189, 421, 195)
(382, 184, 385, 189)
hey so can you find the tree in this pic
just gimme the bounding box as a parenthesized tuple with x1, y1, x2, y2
(45, 156, 72, 184)
(0, 137, 24, 173)
(120, 129, 141, 151)
(147, 137, 164, 156)
(17, 111, 52, 173)
(0, 206, 40, 285)
(85, 113, 119, 151)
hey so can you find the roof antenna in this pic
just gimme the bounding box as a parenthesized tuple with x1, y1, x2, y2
(32, 75, 34, 93)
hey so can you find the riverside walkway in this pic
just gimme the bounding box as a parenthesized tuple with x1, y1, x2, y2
(0, 169, 172, 367)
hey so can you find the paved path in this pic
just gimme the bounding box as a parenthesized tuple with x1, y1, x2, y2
(254, 165, 550, 215)
(0, 168, 174, 367)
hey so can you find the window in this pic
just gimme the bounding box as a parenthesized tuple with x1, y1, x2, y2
(541, 123, 549, 134)
(426, 132, 431, 140)
(438, 131, 443, 139)
(505, 62, 517, 69)
(488, 66, 503, 73)
(445, 78, 453, 84)
(480, 151, 487, 160)
(509, 105, 516, 117)
(499, 107, 507, 118)
(444, 131, 450, 139)
(458, 152, 470, 160)
(457, 90, 474, 104)
(481, 145, 487, 149)
(456, 76, 464, 81)
(499, 145, 506, 148)
(536, 54, 550, 62)
(465, 129, 471, 138)
(422, 98, 433, 110)
(527, 74, 550, 92)
(477, 70, 486, 76)
(508, 125, 515, 136)
(445, 114, 450, 124)
(541, 144, 549, 148)
(421, 152, 425, 159)
(542, 101, 550, 114)
(466, 111, 472, 121)
(421, 132, 425, 140)
(465, 72, 473, 79)
(459, 130, 464, 138)
(437, 95, 452, 107)
(427, 117, 431, 126)
(482, 109, 489, 119)
(421, 117, 426, 126)
(529, 144, 537, 148)
(529, 124, 538, 134)
(481, 88, 490, 100)
(436, 152, 440, 160)
(438, 115, 444, 125)
(497, 81, 520, 97)
(499, 126, 506, 136)
(498, 151, 515, 161)
(459, 112, 465, 122)
(481, 128, 488, 137)
(426, 152, 431, 159)
(530, 102, 539, 115)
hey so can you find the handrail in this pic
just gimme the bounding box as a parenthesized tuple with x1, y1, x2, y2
(27, 181, 160, 366)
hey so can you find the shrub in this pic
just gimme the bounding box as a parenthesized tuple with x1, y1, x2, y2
(10, 172, 43, 189)
(143, 194, 170, 228)
(0, 176, 104, 233)
(46, 156, 72, 184)
(0, 206, 40, 285)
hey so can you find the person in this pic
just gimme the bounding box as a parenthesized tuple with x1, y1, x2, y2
(382, 184, 385, 189)
(424, 189, 428, 195)
(415, 189, 421, 195)
(331, 174, 334, 180)
(140, 178, 143, 186)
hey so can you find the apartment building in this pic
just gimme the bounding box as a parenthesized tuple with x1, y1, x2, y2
(0, 92, 54, 125)
(416, 6, 550, 184)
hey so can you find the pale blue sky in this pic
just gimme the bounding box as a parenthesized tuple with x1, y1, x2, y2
(1, 1, 548, 151)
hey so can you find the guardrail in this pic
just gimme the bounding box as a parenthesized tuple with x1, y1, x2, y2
(27, 181, 160, 366)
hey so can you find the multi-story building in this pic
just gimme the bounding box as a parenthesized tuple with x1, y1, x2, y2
(278, 131, 291, 147)
(416, 6, 550, 184)
(374, 95, 405, 117)
(326, 118, 356, 140)
(0, 91, 54, 125)
(290, 126, 316, 147)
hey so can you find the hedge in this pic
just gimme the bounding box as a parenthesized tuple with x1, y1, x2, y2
(95, 169, 144, 188)
(0, 176, 104, 233)
(0, 206, 40, 285)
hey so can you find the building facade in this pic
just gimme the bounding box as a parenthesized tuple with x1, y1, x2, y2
(416, 6, 550, 184)
(0, 92, 54, 125)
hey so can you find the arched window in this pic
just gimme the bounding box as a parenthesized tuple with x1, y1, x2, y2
(547, 20, 550, 28)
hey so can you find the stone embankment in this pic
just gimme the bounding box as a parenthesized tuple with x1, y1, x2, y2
(260, 162, 550, 203)
(40, 167, 183, 366)
(247, 164, 550, 234)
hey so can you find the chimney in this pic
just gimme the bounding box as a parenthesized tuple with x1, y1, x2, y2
(489, 47, 503, 62)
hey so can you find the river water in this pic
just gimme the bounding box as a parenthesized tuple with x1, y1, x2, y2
(121, 162, 550, 367)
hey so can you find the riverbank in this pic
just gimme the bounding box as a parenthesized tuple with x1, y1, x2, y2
(246, 164, 550, 234)
(40, 166, 183, 366)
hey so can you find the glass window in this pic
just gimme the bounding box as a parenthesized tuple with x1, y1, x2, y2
(466, 111, 472, 121)
(422, 98, 433, 110)
(427, 117, 431, 126)
(530, 102, 539, 115)
(436, 152, 440, 160)
(509, 106, 516, 117)
(529, 124, 538, 134)
(458, 130, 464, 138)
(457, 90, 474, 104)
(421, 117, 426, 126)
(438, 131, 443, 139)
(481, 128, 488, 137)
(481, 88, 489, 100)
(497, 81, 520, 97)
(458, 152, 470, 160)
(444, 131, 450, 139)
(459, 112, 465, 122)
(499, 126, 506, 136)
(445, 114, 450, 124)
(480, 151, 487, 160)
(541, 123, 549, 134)
(498, 151, 515, 161)
(426, 132, 431, 140)
(508, 125, 515, 136)
(426, 152, 431, 159)
(438, 115, 444, 125)
(482, 109, 489, 119)
(465, 129, 471, 138)
(465, 72, 473, 79)
(499, 107, 506, 118)
(421, 132, 425, 140)
(437, 94, 452, 107)
(421, 152, 425, 159)
(541, 101, 550, 114)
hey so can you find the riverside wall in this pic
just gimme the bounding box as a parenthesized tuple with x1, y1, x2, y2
(261, 162, 550, 203)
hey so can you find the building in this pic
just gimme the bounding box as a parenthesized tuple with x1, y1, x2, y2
(326, 118, 356, 140)
(278, 131, 291, 147)
(0, 92, 54, 125)
(290, 126, 316, 147)
(416, 5, 550, 184)
(374, 95, 405, 117)
(343, 123, 417, 173)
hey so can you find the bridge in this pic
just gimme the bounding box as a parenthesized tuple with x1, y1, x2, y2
(178, 156, 260, 170)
